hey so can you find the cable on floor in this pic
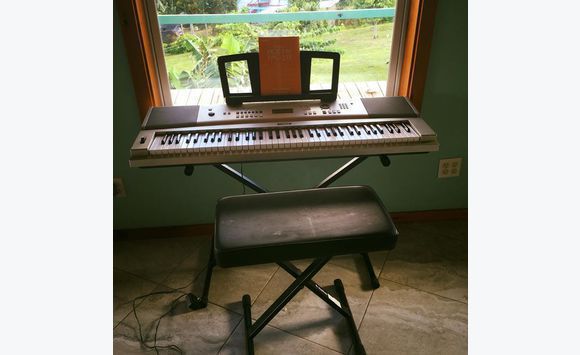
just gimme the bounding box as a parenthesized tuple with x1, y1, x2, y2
(129, 280, 194, 355)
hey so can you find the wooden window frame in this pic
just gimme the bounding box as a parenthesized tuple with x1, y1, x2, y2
(116, 0, 438, 120)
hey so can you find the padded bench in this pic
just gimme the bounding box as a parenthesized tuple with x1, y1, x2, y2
(187, 185, 398, 354)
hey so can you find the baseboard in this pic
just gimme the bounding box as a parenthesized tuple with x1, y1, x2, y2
(114, 209, 466, 240)
(390, 208, 467, 222)
(114, 223, 214, 241)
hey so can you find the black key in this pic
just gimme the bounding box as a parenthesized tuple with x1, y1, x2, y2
(185, 133, 191, 144)
(331, 127, 338, 136)
(337, 127, 345, 136)
(217, 132, 222, 142)
(161, 135, 168, 145)
(268, 130, 274, 140)
(298, 130, 304, 138)
(324, 127, 331, 137)
(385, 124, 394, 133)
(373, 124, 383, 134)
(203, 133, 209, 143)
(402, 122, 411, 132)
(245, 132, 250, 141)
(393, 124, 401, 133)
(346, 126, 354, 135)
(285, 130, 290, 139)
(227, 133, 232, 142)
(210, 132, 216, 143)
(276, 130, 281, 139)
(354, 126, 361, 135)
(258, 131, 264, 140)
(176, 133, 181, 144)
(292, 130, 298, 138)
(308, 129, 314, 138)
(168, 134, 174, 144)
(369, 125, 377, 134)
(193, 133, 199, 144)
(252, 131, 257, 140)
(315, 129, 322, 138)
(235, 132, 240, 141)
(362, 125, 371, 134)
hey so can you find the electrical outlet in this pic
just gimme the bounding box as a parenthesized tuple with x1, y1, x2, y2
(438, 158, 462, 178)
(114, 177, 126, 197)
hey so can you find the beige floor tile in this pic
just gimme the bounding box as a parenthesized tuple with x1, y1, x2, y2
(114, 285, 241, 355)
(356, 279, 467, 355)
(380, 221, 468, 302)
(160, 235, 212, 291)
(113, 268, 161, 327)
(208, 263, 280, 314)
(328, 251, 389, 290)
(219, 320, 342, 355)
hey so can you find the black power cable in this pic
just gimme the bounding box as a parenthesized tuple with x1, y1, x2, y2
(128, 279, 196, 354)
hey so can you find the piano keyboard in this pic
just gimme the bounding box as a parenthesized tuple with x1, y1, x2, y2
(129, 97, 439, 168)
(129, 117, 438, 167)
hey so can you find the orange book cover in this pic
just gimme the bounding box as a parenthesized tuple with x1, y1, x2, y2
(258, 36, 301, 96)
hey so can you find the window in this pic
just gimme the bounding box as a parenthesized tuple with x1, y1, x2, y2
(116, 0, 437, 119)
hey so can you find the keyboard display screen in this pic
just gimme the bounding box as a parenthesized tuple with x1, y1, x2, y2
(272, 108, 293, 114)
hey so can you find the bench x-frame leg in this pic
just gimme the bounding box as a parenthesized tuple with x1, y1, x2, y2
(242, 257, 366, 355)
(187, 244, 367, 354)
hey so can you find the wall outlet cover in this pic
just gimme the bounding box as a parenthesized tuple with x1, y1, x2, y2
(438, 158, 462, 178)
(114, 177, 126, 197)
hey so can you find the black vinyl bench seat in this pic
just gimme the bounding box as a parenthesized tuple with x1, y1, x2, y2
(215, 186, 398, 267)
(187, 185, 398, 355)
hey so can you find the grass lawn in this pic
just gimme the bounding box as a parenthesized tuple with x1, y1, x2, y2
(164, 22, 393, 88)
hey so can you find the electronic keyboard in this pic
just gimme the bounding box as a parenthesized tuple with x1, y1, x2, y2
(129, 96, 439, 168)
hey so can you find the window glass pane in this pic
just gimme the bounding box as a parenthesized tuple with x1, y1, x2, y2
(310, 58, 333, 90)
(226, 60, 252, 93)
(155, 0, 397, 105)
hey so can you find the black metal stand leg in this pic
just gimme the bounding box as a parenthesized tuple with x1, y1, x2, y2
(316, 157, 368, 188)
(242, 258, 367, 354)
(278, 261, 349, 317)
(360, 253, 380, 289)
(242, 294, 254, 355)
(188, 242, 216, 310)
(249, 257, 331, 338)
(334, 279, 366, 355)
(214, 164, 269, 193)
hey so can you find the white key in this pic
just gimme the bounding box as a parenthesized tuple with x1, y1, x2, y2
(248, 131, 256, 151)
(233, 132, 243, 151)
(257, 131, 266, 151)
(199, 132, 211, 153)
(330, 127, 342, 146)
(305, 129, 315, 147)
(149, 136, 162, 155)
(261, 131, 270, 150)
(283, 129, 292, 149)
(177, 134, 188, 154)
(277, 129, 285, 149)
(215, 132, 225, 152)
(333, 127, 347, 146)
(346, 126, 359, 145)
(189, 134, 199, 153)
(160, 134, 173, 155)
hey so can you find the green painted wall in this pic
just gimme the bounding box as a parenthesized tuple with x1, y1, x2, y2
(113, 0, 467, 229)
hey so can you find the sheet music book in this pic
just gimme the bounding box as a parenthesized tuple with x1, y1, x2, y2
(258, 36, 301, 96)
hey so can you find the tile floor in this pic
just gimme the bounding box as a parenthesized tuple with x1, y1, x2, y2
(113, 220, 467, 354)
